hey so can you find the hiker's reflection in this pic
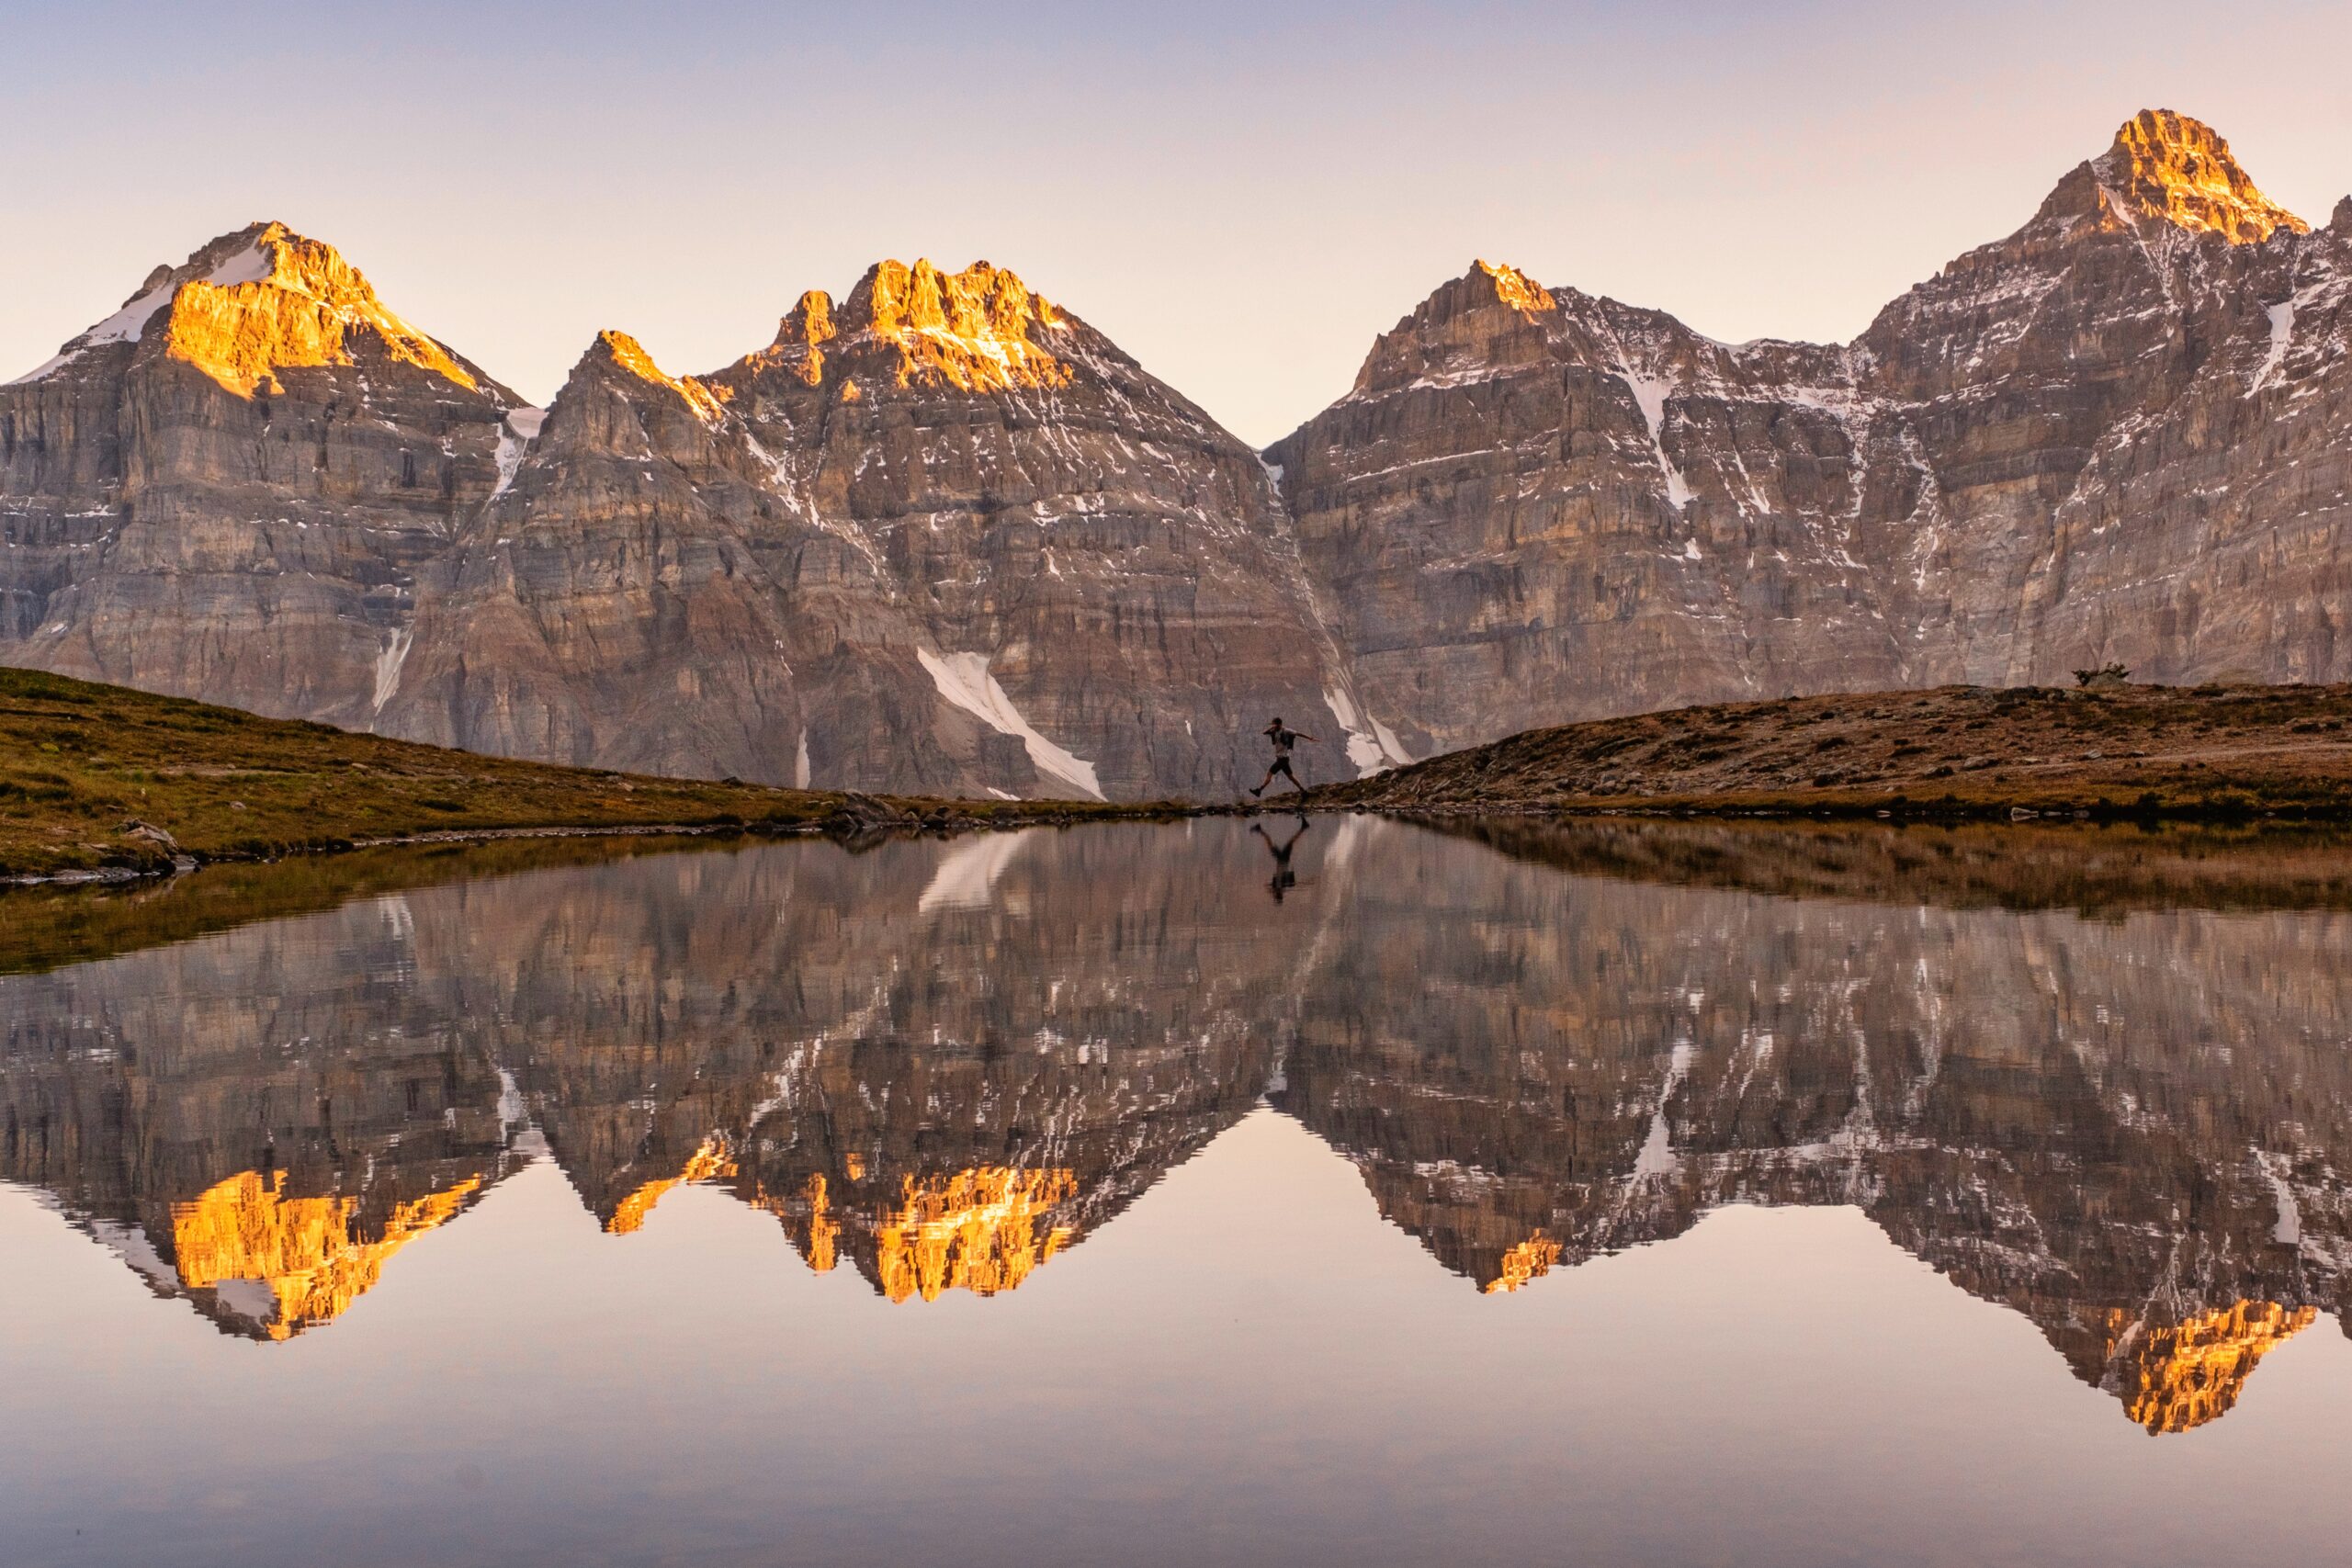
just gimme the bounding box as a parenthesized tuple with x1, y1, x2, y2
(1251, 815, 1310, 902)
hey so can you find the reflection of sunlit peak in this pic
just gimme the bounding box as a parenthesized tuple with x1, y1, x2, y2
(2106, 1300, 2316, 1433)
(803, 1174, 839, 1274)
(1483, 1232, 1564, 1293)
(875, 1166, 1079, 1303)
(169, 1169, 480, 1339)
(606, 1135, 738, 1235)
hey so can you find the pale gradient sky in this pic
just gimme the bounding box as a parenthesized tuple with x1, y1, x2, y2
(5, 0, 2348, 446)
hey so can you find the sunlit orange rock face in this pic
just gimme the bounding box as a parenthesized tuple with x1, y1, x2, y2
(1476, 259, 1555, 317)
(749, 258, 1071, 398)
(1483, 1234, 1563, 1294)
(1272, 108, 2352, 758)
(158, 222, 481, 397)
(854, 259, 1072, 392)
(605, 1137, 739, 1235)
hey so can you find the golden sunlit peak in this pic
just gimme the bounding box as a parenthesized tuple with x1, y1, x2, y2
(1475, 259, 1556, 317)
(2106, 1300, 2316, 1433)
(874, 1166, 1079, 1303)
(767, 289, 839, 386)
(150, 220, 481, 398)
(2097, 109, 2308, 243)
(168, 1169, 481, 1339)
(592, 329, 731, 425)
(842, 258, 1075, 392)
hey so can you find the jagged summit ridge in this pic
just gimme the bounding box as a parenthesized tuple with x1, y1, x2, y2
(2094, 108, 2308, 243)
(734, 257, 1076, 396)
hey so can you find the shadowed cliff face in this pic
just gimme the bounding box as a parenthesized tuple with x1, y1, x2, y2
(1270, 111, 2352, 759)
(6, 819, 2352, 1432)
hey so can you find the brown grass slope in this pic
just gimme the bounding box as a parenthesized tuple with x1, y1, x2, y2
(1430, 817, 2352, 917)
(1312, 682, 2352, 818)
(0, 669, 1163, 879)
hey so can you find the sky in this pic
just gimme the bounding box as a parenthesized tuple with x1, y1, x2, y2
(4, 0, 2348, 446)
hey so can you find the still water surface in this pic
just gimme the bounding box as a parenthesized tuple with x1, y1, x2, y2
(6, 818, 2352, 1566)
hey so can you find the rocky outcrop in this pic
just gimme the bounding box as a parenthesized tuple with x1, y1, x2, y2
(1271, 110, 2352, 757)
(371, 329, 969, 791)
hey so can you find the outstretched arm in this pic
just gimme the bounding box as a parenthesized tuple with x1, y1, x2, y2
(1295, 732, 1319, 742)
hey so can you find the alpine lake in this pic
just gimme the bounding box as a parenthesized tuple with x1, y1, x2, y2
(6, 815, 2352, 1567)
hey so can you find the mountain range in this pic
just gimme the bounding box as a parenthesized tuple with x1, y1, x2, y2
(5, 110, 2347, 797)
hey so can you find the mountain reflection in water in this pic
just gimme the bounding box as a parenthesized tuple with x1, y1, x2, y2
(6, 818, 2352, 1448)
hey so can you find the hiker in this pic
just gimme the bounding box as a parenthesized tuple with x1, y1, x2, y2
(1249, 716, 1317, 798)
(1251, 814, 1310, 902)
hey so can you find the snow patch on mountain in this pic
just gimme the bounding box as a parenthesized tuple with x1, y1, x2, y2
(8, 240, 270, 385)
(919, 649, 1103, 800)
(491, 407, 546, 499)
(369, 627, 413, 720)
(1618, 367, 1694, 508)
(1322, 683, 1410, 776)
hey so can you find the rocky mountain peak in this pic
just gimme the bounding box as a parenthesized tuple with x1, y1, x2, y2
(740, 289, 839, 388)
(583, 328, 730, 423)
(12, 220, 488, 398)
(2092, 108, 2307, 243)
(1337, 259, 1567, 400)
(829, 257, 1074, 392)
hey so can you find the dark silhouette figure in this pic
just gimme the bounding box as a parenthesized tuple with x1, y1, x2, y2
(1252, 815, 1309, 902)
(1249, 716, 1317, 798)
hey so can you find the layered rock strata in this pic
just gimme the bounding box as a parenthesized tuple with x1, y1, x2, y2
(5, 238, 1385, 798)
(1271, 111, 2352, 756)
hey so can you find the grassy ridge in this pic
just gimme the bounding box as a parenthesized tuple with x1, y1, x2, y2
(0, 669, 1153, 879)
(1313, 682, 2352, 820)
